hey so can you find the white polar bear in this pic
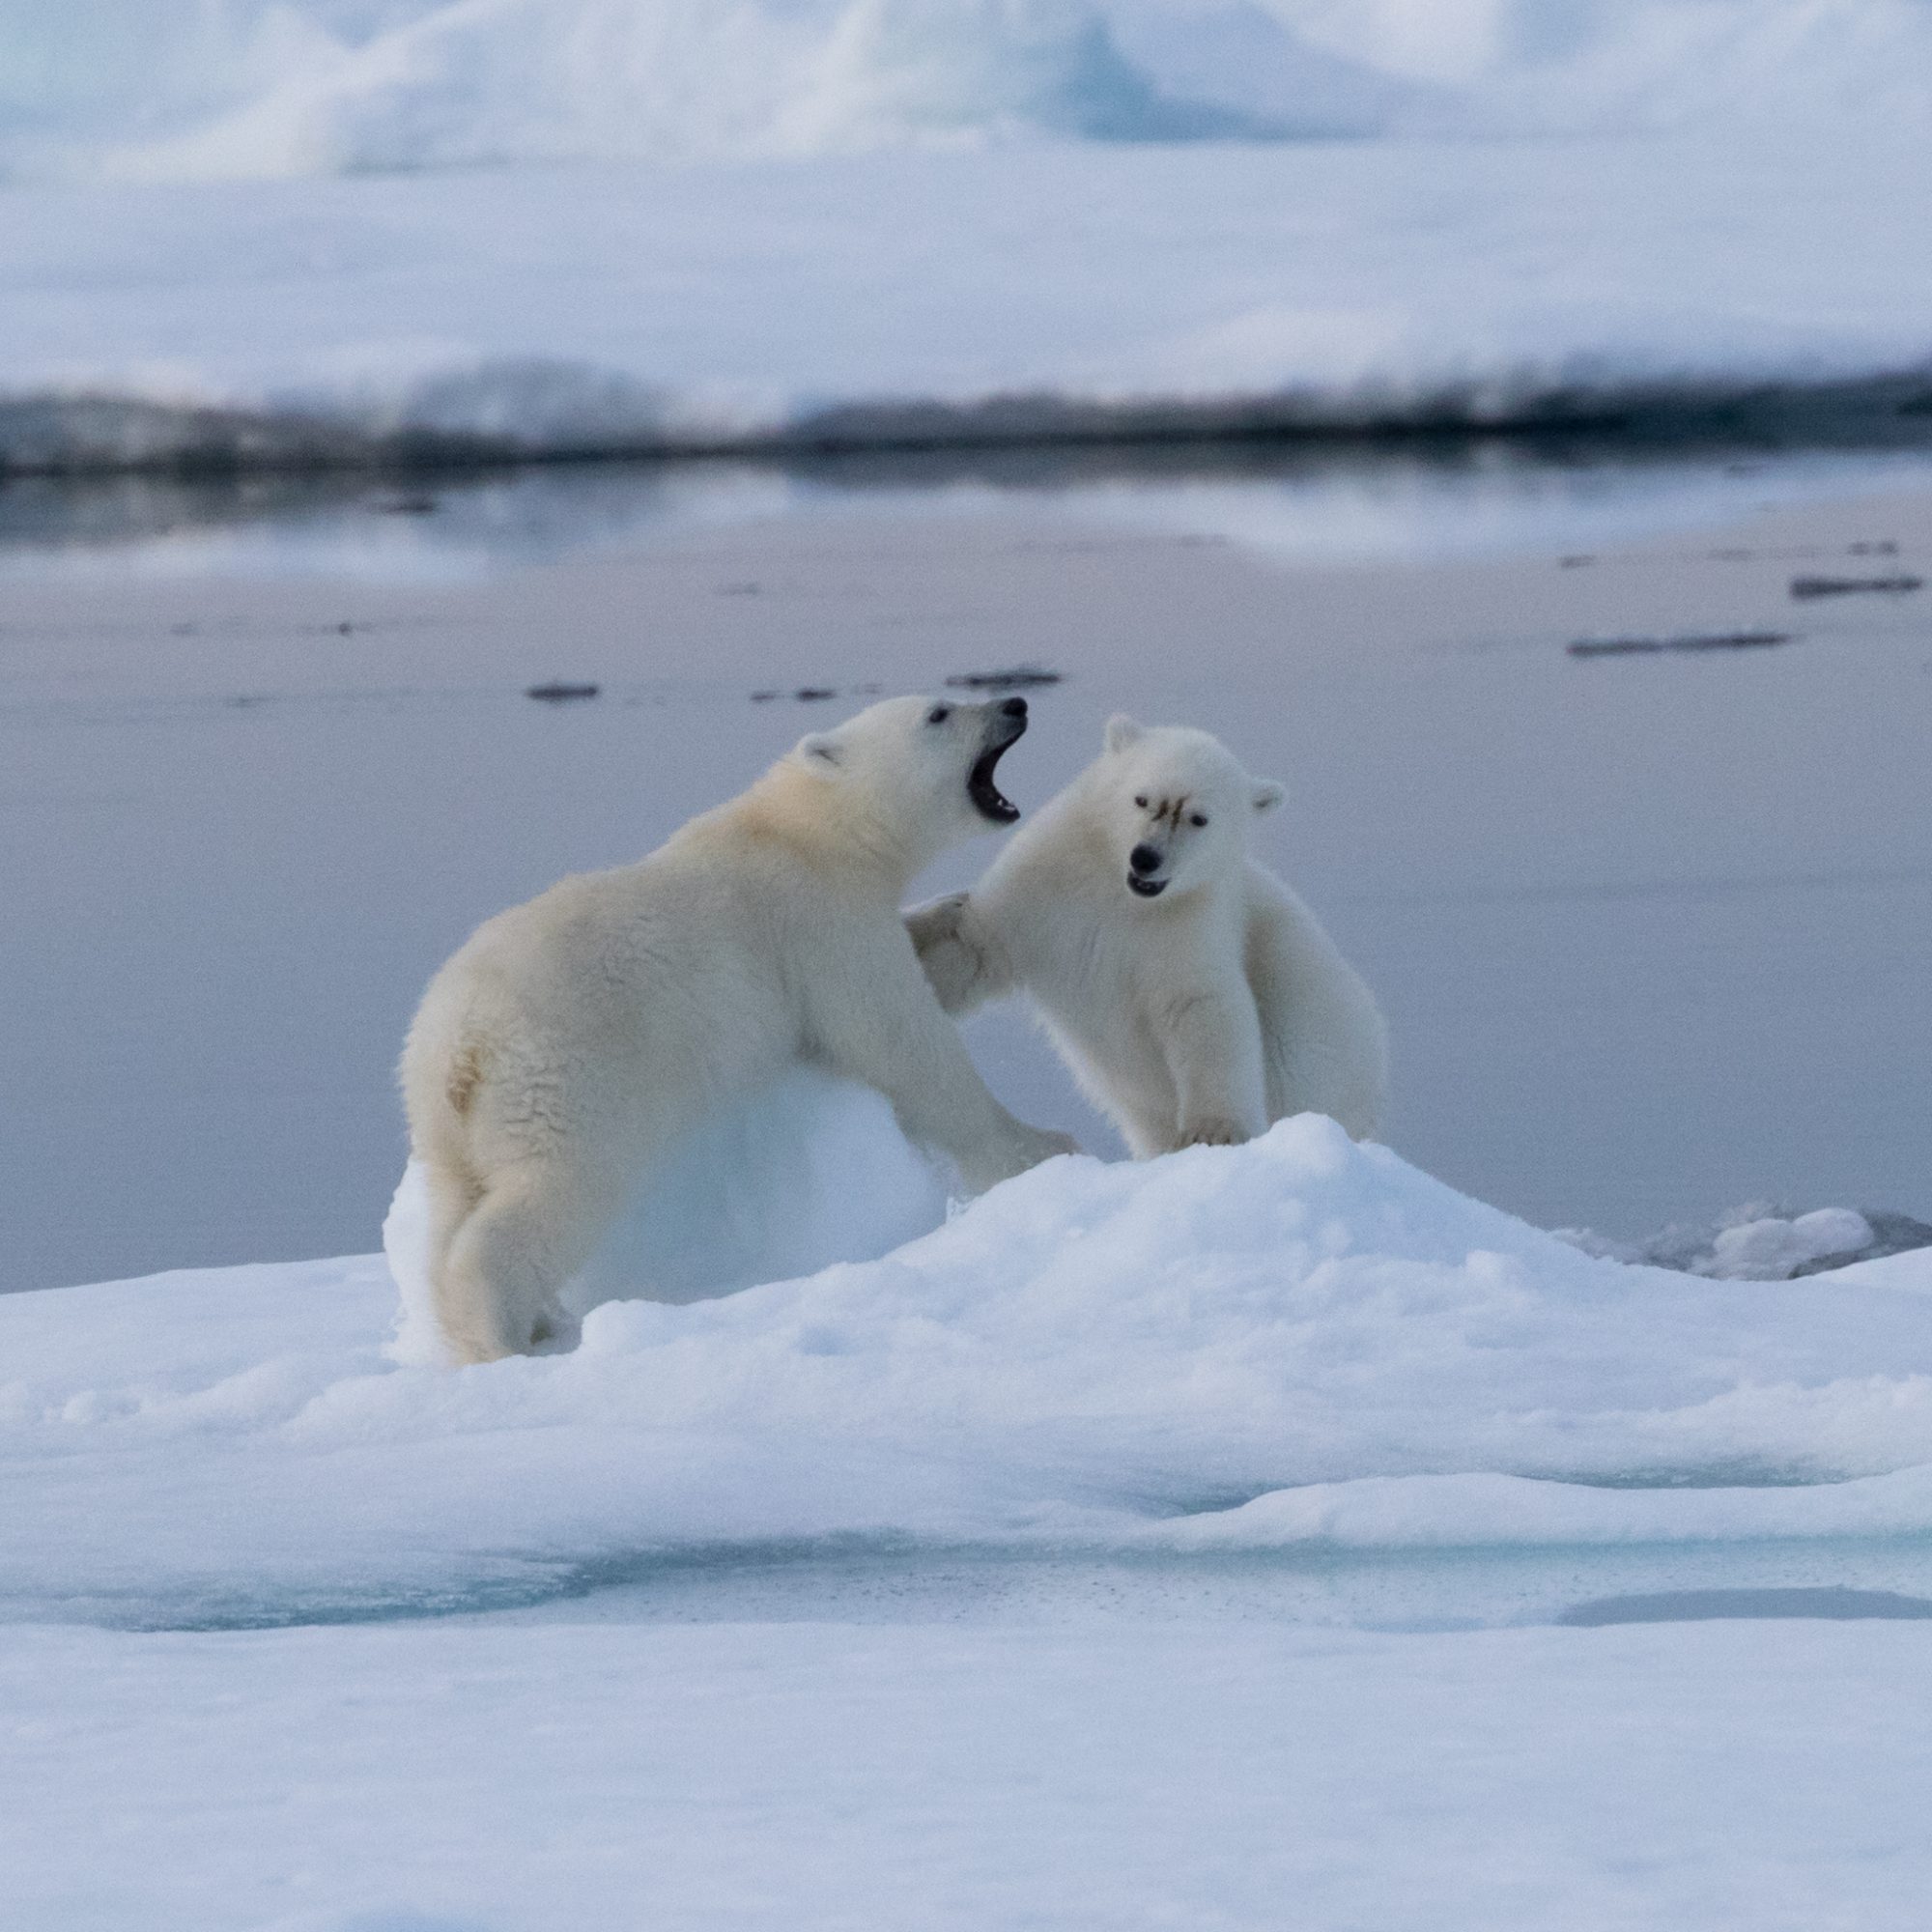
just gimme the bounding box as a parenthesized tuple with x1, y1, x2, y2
(401, 694, 1077, 1364)
(907, 716, 1387, 1157)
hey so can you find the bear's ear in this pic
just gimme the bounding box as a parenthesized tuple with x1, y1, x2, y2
(1104, 714, 1145, 753)
(798, 731, 842, 769)
(1251, 779, 1286, 813)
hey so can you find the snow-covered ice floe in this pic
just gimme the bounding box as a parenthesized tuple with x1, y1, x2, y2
(6, 132, 1932, 474)
(14, 1099, 1932, 1925)
(8, 5, 1932, 472)
(6, 1103, 1932, 1632)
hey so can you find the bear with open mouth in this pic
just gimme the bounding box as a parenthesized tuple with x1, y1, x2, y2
(400, 694, 1077, 1364)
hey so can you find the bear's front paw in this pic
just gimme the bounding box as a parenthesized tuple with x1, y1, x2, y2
(905, 892, 972, 952)
(1018, 1125, 1082, 1166)
(905, 893, 990, 1015)
(1177, 1116, 1250, 1150)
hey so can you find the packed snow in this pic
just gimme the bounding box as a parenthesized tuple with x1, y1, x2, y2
(11, 1617, 1932, 1931)
(12, 1115, 1932, 1924)
(8, 1112, 1932, 1632)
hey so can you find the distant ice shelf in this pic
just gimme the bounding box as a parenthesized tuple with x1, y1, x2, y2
(3, 134, 1931, 476)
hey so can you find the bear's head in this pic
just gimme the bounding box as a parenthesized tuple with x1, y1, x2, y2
(791, 694, 1032, 870)
(1095, 716, 1284, 903)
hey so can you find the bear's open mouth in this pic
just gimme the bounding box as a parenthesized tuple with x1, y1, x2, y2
(1127, 874, 1167, 898)
(968, 739, 1022, 824)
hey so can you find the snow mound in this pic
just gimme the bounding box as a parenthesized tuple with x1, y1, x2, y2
(9, 1117, 1932, 1631)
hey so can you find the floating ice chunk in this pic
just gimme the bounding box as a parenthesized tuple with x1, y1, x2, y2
(1556, 1205, 1930, 1282)
(1705, 1208, 1876, 1282)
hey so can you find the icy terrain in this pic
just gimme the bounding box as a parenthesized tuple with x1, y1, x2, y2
(11, 1617, 1932, 1930)
(11, 1114, 1932, 1631)
(4, 3, 1932, 469)
(9, 1117, 1932, 1924)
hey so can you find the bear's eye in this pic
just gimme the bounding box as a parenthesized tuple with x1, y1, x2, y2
(1189, 812, 1209, 828)
(1133, 795, 1149, 810)
(926, 705, 951, 725)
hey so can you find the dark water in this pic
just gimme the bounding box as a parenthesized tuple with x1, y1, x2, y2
(66, 1545, 1932, 1636)
(2, 440, 1929, 1293)
(1557, 1587, 1932, 1627)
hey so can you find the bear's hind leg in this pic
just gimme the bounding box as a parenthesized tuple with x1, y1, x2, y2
(417, 1156, 480, 1302)
(435, 1159, 615, 1365)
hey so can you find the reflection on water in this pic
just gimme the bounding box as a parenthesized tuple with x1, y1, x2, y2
(10, 427, 1932, 579)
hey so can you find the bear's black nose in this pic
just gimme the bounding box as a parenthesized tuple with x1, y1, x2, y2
(1129, 843, 1162, 875)
(1000, 696, 1027, 719)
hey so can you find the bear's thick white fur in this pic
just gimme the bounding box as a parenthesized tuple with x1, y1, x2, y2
(908, 716, 1387, 1157)
(402, 695, 1076, 1364)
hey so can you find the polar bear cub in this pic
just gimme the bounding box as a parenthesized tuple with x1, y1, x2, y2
(908, 716, 1387, 1156)
(402, 695, 1077, 1364)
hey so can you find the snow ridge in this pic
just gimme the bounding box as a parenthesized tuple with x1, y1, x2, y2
(7, 1116, 1932, 1632)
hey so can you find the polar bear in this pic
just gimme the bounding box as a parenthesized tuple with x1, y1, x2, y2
(401, 695, 1078, 1364)
(907, 716, 1387, 1157)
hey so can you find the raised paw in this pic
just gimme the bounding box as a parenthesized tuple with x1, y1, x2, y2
(905, 892, 999, 1016)
(905, 892, 972, 953)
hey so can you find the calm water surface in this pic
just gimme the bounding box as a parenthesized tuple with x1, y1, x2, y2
(3, 440, 1929, 1292)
